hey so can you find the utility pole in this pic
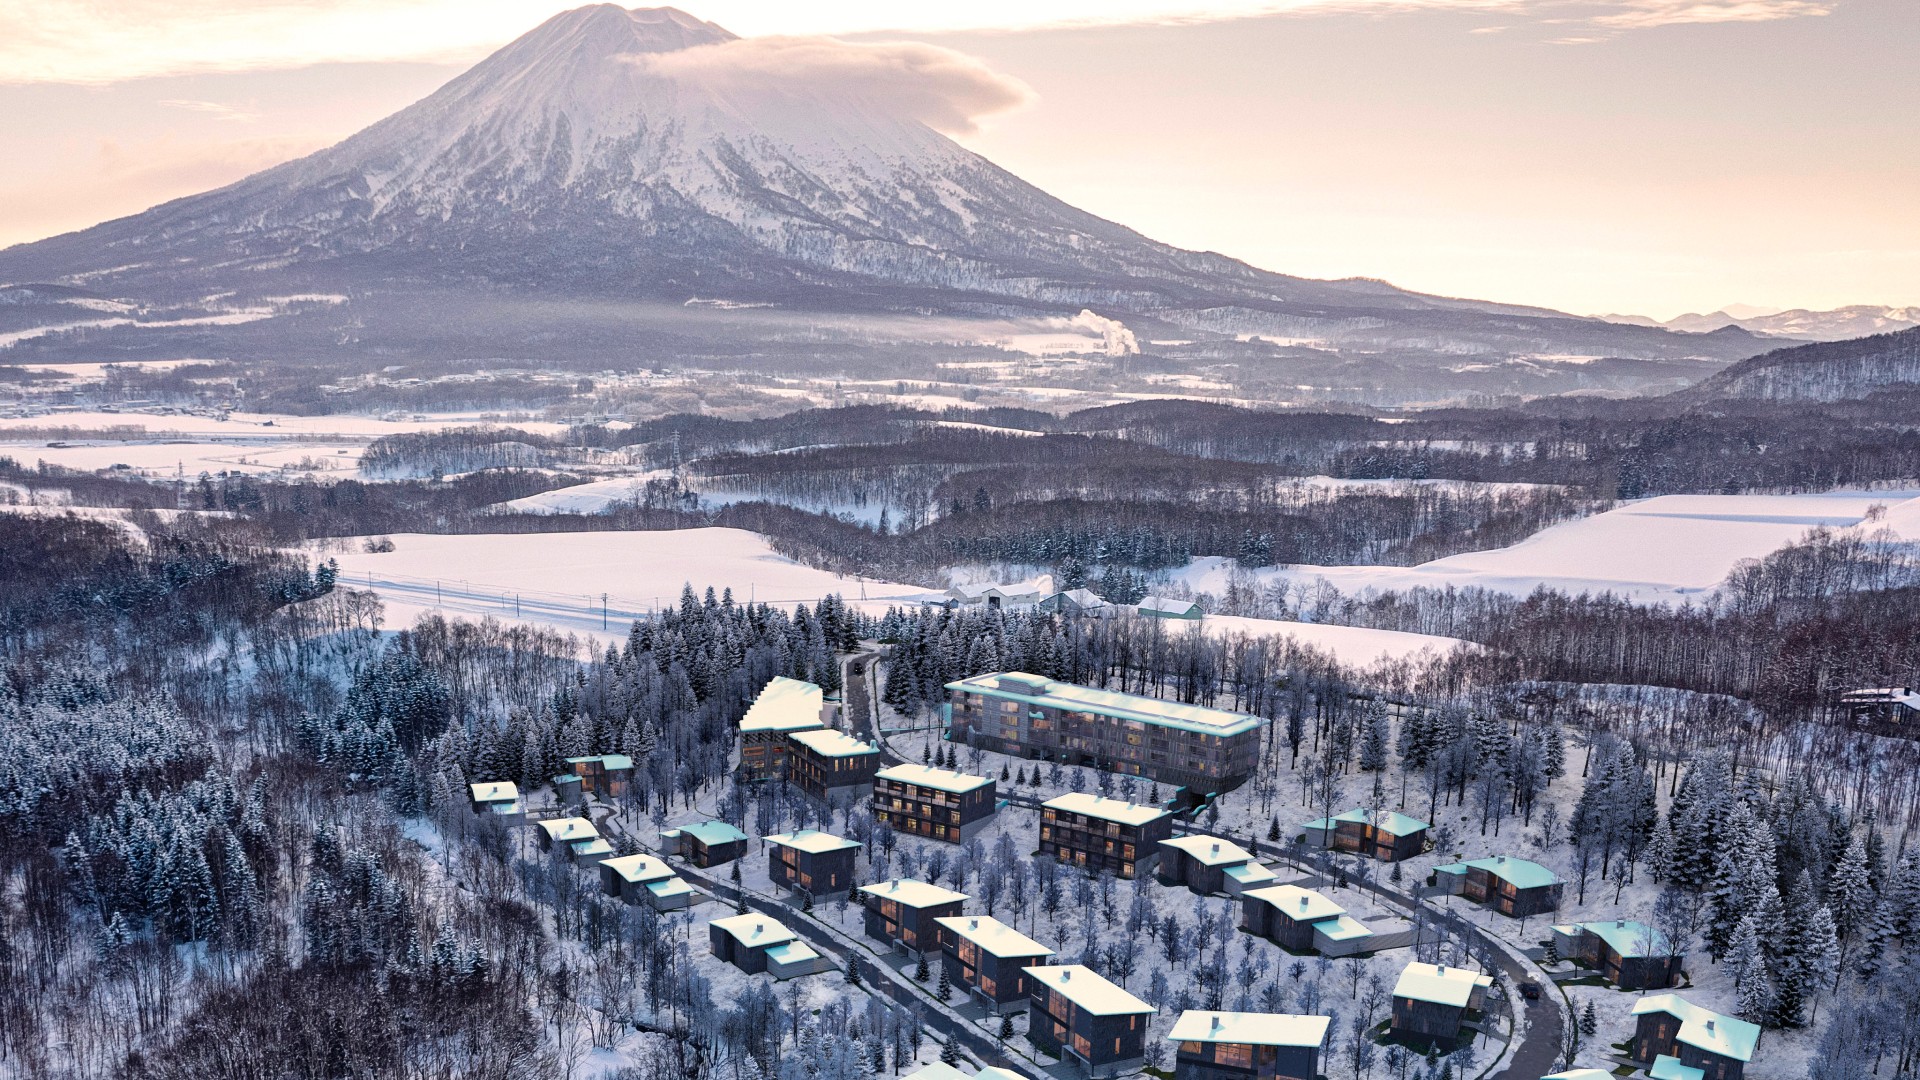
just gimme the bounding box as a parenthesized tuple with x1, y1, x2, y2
(602, 593, 609, 630)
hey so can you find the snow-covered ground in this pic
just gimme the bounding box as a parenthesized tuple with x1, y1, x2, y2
(1203, 614, 1467, 666)
(0, 439, 362, 478)
(1175, 490, 1920, 604)
(0, 409, 570, 437)
(496, 473, 673, 514)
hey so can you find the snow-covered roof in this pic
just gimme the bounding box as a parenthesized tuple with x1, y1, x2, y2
(1650, 1056, 1706, 1080)
(876, 763, 993, 794)
(1434, 855, 1561, 890)
(1556, 919, 1673, 959)
(948, 672, 1264, 737)
(764, 829, 861, 855)
(1224, 861, 1278, 886)
(741, 676, 827, 733)
(764, 940, 820, 966)
(859, 878, 968, 909)
(566, 754, 634, 771)
(1245, 884, 1347, 924)
(902, 1065, 1024, 1080)
(569, 837, 614, 857)
(710, 913, 798, 948)
(536, 817, 598, 843)
(1049, 588, 1108, 609)
(470, 781, 519, 803)
(788, 727, 879, 758)
(1166, 1010, 1332, 1048)
(1136, 595, 1201, 616)
(646, 877, 694, 900)
(1161, 834, 1259, 867)
(601, 853, 675, 884)
(1542, 1071, 1616, 1080)
(663, 820, 748, 846)
(1841, 687, 1920, 709)
(934, 915, 1055, 960)
(1392, 962, 1492, 1008)
(1043, 792, 1171, 827)
(1314, 915, 1376, 943)
(1306, 808, 1430, 836)
(1631, 996, 1759, 1063)
(1022, 965, 1156, 1015)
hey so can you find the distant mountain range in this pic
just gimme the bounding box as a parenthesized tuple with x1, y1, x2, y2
(0, 5, 1778, 400)
(1602, 305, 1919, 342)
(1673, 326, 1920, 403)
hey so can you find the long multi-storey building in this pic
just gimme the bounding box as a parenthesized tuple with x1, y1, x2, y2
(873, 764, 997, 843)
(1039, 793, 1174, 880)
(786, 728, 881, 803)
(738, 676, 828, 780)
(945, 672, 1266, 792)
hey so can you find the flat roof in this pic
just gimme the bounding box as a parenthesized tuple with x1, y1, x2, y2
(742, 676, 827, 733)
(1393, 962, 1492, 1008)
(566, 754, 634, 771)
(859, 878, 969, 909)
(536, 817, 598, 843)
(664, 820, 749, 846)
(1650, 1057, 1706, 1080)
(470, 781, 519, 802)
(601, 853, 675, 884)
(1314, 915, 1375, 942)
(789, 727, 880, 758)
(569, 838, 614, 856)
(1161, 834, 1259, 867)
(1631, 996, 1759, 1063)
(1044, 792, 1171, 827)
(946, 672, 1265, 737)
(1558, 919, 1673, 959)
(646, 878, 694, 899)
(934, 915, 1055, 960)
(1023, 965, 1156, 1015)
(764, 829, 861, 854)
(1166, 1011, 1332, 1048)
(877, 763, 993, 794)
(764, 940, 821, 965)
(1224, 862, 1278, 885)
(1435, 856, 1561, 891)
(1245, 884, 1347, 924)
(711, 913, 799, 947)
(1542, 1071, 1617, 1080)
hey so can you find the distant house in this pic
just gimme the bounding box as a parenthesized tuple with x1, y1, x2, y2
(1433, 855, 1564, 916)
(1157, 835, 1278, 896)
(1167, 1010, 1332, 1080)
(1135, 595, 1203, 620)
(786, 727, 882, 803)
(660, 820, 749, 868)
(564, 754, 634, 799)
(1040, 793, 1175, 879)
(739, 676, 827, 780)
(1841, 687, 1920, 726)
(708, 914, 829, 979)
(599, 853, 694, 911)
(534, 816, 600, 862)
(1302, 808, 1430, 862)
(1040, 588, 1111, 616)
(764, 829, 861, 897)
(873, 764, 997, 843)
(1025, 964, 1158, 1078)
(1630, 995, 1759, 1080)
(935, 914, 1056, 1012)
(947, 575, 1052, 610)
(1552, 920, 1683, 990)
(1390, 962, 1493, 1043)
(859, 878, 968, 954)
(468, 781, 525, 824)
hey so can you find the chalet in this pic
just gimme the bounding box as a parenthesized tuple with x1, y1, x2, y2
(468, 781, 525, 824)
(534, 816, 600, 861)
(764, 829, 861, 897)
(935, 914, 1055, 1012)
(739, 676, 827, 780)
(859, 878, 968, 954)
(1167, 1010, 1332, 1080)
(563, 754, 634, 799)
(1630, 995, 1759, 1080)
(1390, 962, 1493, 1043)
(1432, 855, 1564, 917)
(786, 727, 882, 803)
(708, 913, 829, 979)
(873, 763, 997, 843)
(1136, 595, 1203, 620)
(599, 853, 694, 911)
(1841, 687, 1920, 726)
(1157, 835, 1278, 896)
(660, 820, 749, 868)
(1302, 808, 1429, 862)
(1551, 920, 1683, 990)
(1040, 588, 1111, 616)
(1025, 965, 1158, 1078)
(1040, 793, 1175, 879)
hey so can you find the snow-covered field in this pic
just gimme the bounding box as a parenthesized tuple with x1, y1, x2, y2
(0, 410, 570, 437)
(1, 440, 362, 477)
(1176, 490, 1920, 603)
(1204, 614, 1466, 666)
(496, 474, 672, 514)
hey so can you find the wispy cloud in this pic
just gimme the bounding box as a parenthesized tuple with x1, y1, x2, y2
(0, 1, 1841, 85)
(157, 99, 260, 122)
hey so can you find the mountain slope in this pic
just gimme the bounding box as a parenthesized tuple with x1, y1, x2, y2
(1601, 305, 1918, 342)
(1673, 327, 1920, 403)
(0, 4, 1764, 374)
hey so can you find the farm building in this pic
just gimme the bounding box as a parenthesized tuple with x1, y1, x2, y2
(764, 829, 861, 897)
(873, 763, 997, 843)
(708, 914, 829, 979)
(859, 878, 968, 954)
(660, 820, 749, 868)
(738, 676, 827, 780)
(935, 914, 1056, 1012)
(1025, 965, 1158, 1078)
(1551, 920, 1683, 990)
(1630, 995, 1759, 1080)
(1167, 1010, 1332, 1080)
(786, 727, 882, 803)
(598, 853, 694, 911)
(1039, 588, 1111, 616)
(1302, 808, 1430, 862)
(1039, 793, 1174, 879)
(1157, 835, 1277, 896)
(1432, 855, 1564, 917)
(1389, 962, 1492, 1043)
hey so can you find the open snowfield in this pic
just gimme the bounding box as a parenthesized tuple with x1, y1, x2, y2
(1204, 614, 1467, 666)
(1176, 489, 1920, 603)
(0, 410, 569, 438)
(496, 473, 671, 514)
(1, 440, 362, 478)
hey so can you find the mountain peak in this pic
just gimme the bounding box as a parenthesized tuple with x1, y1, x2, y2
(528, 5, 735, 54)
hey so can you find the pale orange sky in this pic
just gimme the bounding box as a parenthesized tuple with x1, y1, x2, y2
(0, 0, 1912, 318)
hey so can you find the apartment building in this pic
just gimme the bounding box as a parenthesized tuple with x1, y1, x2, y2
(786, 727, 882, 803)
(1025, 965, 1158, 1078)
(739, 676, 827, 780)
(873, 764, 997, 843)
(764, 830, 861, 897)
(1039, 793, 1174, 879)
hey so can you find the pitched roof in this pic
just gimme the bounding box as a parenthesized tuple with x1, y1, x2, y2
(1022, 965, 1156, 1015)
(741, 676, 827, 734)
(1244, 884, 1347, 924)
(566, 754, 634, 771)
(1306, 808, 1430, 836)
(876, 763, 993, 794)
(470, 781, 519, 802)
(1136, 595, 1202, 615)
(1043, 792, 1170, 827)
(788, 727, 880, 758)
(1558, 919, 1674, 959)
(1650, 1057, 1706, 1080)
(948, 672, 1263, 737)
(1392, 962, 1492, 1008)
(1631, 995, 1759, 1063)
(601, 853, 675, 884)
(1434, 856, 1562, 890)
(536, 817, 598, 843)
(665, 820, 748, 846)
(858, 878, 968, 909)
(1161, 834, 1259, 867)
(764, 829, 861, 855)
(935, 915, 1055, 960)
(1166, 1010, 1332, 1048)
(710, 913, 799, 947)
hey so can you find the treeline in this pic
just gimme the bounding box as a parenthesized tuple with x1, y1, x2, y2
(360, 426, 565, 479)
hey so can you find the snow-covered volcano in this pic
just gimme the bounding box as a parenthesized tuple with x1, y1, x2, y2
(0, 5, 1765, 367)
